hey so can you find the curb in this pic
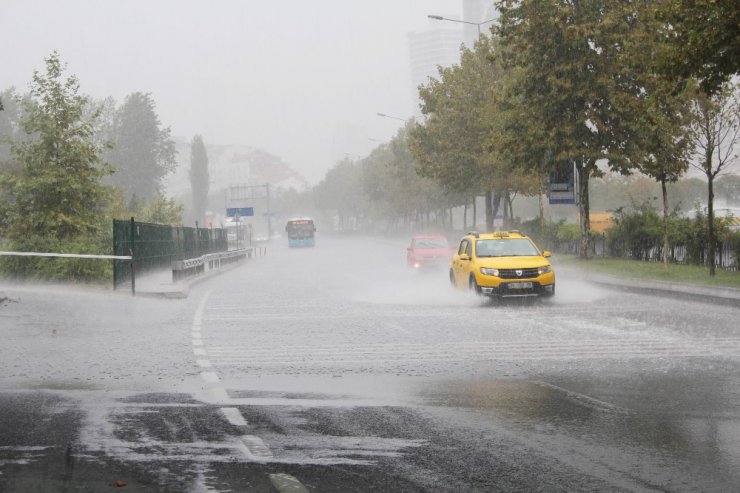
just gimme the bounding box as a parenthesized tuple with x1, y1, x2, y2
(581, 271, 740, 306)
(134, 261, 247, 299)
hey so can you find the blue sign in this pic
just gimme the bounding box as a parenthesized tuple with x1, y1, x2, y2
(226, 207, 254, 217)
(548, 161, 576, 205)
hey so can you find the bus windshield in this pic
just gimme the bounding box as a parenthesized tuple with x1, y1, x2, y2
(285, 219, 315, 238)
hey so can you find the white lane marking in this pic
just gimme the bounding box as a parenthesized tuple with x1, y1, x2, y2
(240, 435, 273, 460)
(534, 381, 631, 414)
(200, 371, 220, 383)
(202, 388, 231, 404)
(269, 473, 310, 493)
(196, 359, 212, 368)
(193, 348, 207, 356)
(192, 339, 204, 347)
(192, 290, 211, 328)
(221, 407, 248, 427)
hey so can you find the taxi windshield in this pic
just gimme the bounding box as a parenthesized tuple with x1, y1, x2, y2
(475, 238, 539, 257)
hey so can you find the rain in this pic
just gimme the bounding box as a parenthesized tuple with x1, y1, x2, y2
(1, 1, 740, 492)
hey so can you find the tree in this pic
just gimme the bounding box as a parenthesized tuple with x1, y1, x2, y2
(658, 0, 740, 94)
(314, 157, 365, 230)
(619, 5, 694, 267)
(140, 192, 183, 226)
(496, 0, 644, 258)
(189, 134, 209, 225)
(104, 92, 176, 203)
(0, 52, 111, 279)
(411, 35, 538, 230)
(0, 88, 28, 165)
(690, 83, 739, 276)
(714, 174, 740, 205)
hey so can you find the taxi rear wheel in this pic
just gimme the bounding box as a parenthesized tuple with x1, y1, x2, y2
(449, 269, 456, 287)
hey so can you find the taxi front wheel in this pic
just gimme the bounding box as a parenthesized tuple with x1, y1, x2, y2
(469, 275, 482, 295)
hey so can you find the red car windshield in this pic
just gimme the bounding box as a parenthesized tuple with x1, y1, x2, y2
(414, 238, 449, 249)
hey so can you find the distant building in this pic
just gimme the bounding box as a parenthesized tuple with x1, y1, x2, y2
(590, 212, 614, 234)
(408, 2, 499, 112)
(407, 27, 465, 113)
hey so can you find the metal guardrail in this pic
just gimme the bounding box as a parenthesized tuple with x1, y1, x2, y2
(0, 252, 131, 260)
(172, 248, 252, 282)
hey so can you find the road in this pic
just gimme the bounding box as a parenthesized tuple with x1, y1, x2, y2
(1, 235, 739, 492)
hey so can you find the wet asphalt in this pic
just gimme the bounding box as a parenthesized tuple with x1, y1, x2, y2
(0, 235, 739, 492)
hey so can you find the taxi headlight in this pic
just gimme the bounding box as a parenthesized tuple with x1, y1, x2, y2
(480, 267, 499, 276)
(538, 265, 552, 275)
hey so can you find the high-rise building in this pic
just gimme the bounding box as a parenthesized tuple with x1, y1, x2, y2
(407, 2, 499, 113)
(407, 27, 465, 114)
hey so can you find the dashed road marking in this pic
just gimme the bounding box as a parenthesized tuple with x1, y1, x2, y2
(240, 435, 274, 460)
(202, 388, 230, 404)
(200, 371, 220, 383)
(269, 473, 310, 493)
(221, 407, 248, 427)
(192, 286, 309, 493)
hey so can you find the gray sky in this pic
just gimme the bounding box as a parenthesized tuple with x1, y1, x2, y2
(2, 0, 464, 184)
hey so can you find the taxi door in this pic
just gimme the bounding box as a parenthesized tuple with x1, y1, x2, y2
(451, 238, 472, 286)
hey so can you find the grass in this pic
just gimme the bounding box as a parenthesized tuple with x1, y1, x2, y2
(554, 254, 740, 289)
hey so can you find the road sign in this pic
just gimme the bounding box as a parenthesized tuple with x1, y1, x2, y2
(548, 161, 576, 205)
(226, 207, 254, 217)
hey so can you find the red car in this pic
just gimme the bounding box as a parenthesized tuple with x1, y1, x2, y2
(406, 234, 454, 269)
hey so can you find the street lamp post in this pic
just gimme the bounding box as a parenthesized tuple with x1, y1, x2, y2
(427, 14, 497, 37)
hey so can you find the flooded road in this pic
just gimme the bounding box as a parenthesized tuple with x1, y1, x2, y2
(1, 235, 739, 491)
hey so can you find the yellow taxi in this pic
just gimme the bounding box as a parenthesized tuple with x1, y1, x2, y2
(450, 231, 555, 298)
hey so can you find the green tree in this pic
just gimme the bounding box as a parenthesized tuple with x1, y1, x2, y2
(0, 52, 111, 280)
(104, 92, 176, 203)
(690, 83, 739, 276)
(621, 6, 694, 266)
(189, 134, 209, 225)
(496, 0, 644, 258)
(658, 0, 740, 94)
(314, 157, 365, 230)
(715, 174, 740, 205)
(411, 36, 538, 230)
(0, 88, 25, 232)
(140, 192, 183, 226)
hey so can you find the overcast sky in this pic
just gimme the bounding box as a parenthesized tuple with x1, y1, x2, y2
(2, 0, 466, 183)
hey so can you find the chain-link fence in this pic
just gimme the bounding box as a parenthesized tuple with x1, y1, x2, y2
(552, 234, 738, 271)
(113, 218, 227, 289)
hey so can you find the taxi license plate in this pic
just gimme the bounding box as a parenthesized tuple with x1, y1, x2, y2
(508, 282, 533, 289)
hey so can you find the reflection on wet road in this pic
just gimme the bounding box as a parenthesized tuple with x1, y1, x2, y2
(1, 235, 738, 491)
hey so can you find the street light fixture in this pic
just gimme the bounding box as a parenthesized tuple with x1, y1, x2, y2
(427, 14, 497, 36)
(376, 112, 408, 122)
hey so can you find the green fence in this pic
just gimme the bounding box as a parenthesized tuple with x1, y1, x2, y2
(113, 218, 228, 289)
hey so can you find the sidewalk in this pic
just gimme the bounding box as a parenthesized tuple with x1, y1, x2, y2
(578, 270, 740, 306)
(131, 263, 240, 299)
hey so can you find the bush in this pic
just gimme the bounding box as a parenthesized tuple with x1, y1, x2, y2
(606, 202, 662, 260)
(0, 234, 111, 283)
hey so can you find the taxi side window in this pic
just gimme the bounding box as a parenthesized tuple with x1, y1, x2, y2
(465, 240, 472, 257)
(458, 239, 468, 255)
